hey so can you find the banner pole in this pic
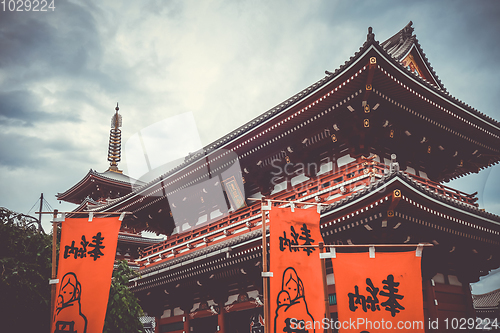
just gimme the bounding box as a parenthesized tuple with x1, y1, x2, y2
(50, 209, 58, 327)
(261, 198, 270, 333)
(319, 242, 332, 333)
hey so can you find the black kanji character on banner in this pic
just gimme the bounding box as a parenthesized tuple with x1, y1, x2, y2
(365, 278, 381, 311)
(380, 274, 405, 317)
(64, 241, 78, 259)
(348, 278, 381, 313)
(88, 232, 105, 261)
(348, 285, 366, 312)
(279, 227, 299, 252)
(299, 224, 315, 256)
(77, 236, 88, 258)
(63, 236, 88, 259)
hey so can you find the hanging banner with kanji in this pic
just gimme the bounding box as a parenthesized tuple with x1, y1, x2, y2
(270, 207, 325, 333)
(51, 217, 122, 333)
(332, 251, 425, 332)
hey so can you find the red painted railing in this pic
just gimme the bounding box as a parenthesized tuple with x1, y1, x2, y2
(405, 173, 479, 207)
(137, 159, 478, 263)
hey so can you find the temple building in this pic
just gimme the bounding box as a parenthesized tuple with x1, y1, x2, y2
(60, 22, 500, 332)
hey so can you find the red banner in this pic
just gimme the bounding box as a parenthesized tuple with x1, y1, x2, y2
(332, 251, 425, 332)
(51, 217, 121, 333)
(270, 207, 325, 333)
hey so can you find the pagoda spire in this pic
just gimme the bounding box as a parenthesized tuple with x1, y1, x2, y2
(107, 103, 123, 173)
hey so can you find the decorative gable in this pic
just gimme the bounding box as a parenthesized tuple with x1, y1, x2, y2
(381, 21, 443, 90)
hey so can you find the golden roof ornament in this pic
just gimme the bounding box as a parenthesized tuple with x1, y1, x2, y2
(107, 103, 123, 173)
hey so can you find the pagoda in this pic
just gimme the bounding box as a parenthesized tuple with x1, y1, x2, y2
(57, 104, 161, 268)
(82, 22, 500, 332)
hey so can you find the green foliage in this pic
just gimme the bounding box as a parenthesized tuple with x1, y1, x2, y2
(104, 260, 145, 333)
(0, 207, 53, 332)
(0, 208, 144, 332)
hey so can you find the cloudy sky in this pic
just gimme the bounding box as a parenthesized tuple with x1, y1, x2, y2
(1, 0, 500, 293)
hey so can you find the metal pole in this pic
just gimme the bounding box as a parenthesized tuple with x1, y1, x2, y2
(38, 193, 43, 233)
(261, 198, 270, 333)
(319, 242, 332, 333)
(50, 209, 58, 327)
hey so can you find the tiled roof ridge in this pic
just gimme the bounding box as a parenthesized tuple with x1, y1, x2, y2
(472, 287, 500, 308)
(85, 196, 124, 211)
(379, 21, 445, 91)
(411, 36, 445, 90)
(381, 22, 416, 60)
(379, 22, 500, 129)
(82, 196, 99, 205)
(70, 197, 100, 213)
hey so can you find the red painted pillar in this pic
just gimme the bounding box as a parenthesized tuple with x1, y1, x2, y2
(217, 307, 225, 333)
(424, 279, 439, 332)
(154, 316, 159, 333)
(183, 313, 190, 333)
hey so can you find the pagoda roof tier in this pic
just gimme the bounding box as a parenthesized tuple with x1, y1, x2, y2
(57, 169, 144, 204)
(91, 23, 500, 234)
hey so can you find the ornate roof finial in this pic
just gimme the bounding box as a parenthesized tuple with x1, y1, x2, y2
(402, 21, 414, 40)
(367, 26, 375, 42)
(107, 103, 123, 173)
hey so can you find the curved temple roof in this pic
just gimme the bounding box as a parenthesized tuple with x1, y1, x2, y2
(90, 22, 500, 235)
(57, 169, 144, 204)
